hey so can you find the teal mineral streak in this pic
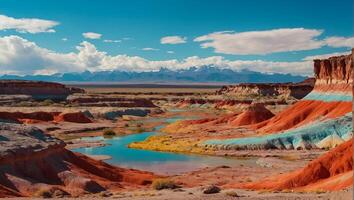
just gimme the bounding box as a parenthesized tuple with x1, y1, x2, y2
(204, 113, 352, 149)
(303, 92, 352, 102)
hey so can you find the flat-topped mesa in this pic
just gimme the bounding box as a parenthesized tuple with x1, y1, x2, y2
(0, 80, 85, 101)
(216, 78, 315, 100)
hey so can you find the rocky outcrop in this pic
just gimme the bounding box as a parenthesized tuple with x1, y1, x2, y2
(69, 97, 156, 108)
(314, 55, 352, 83)
(203, 51, 353, 150)
(0, 80, 84, 101)
(175, 98, 287, 110)
(216, 78, 315, 100)
(242, 140, 353, 191)
(102, 109, 151, 120)
(229, 103, 274, 126)
(0, 122, 155, 197)
(0, 111, 92, 124)
(53, 112, 93, 123)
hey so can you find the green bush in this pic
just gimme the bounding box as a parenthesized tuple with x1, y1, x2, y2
(103, 129, 116, 136)
(151, 179, 180, 190)
(39, 99, 55, 106)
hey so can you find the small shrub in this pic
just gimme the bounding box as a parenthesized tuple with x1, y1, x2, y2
(33, 187, 69, 198)
(203, 185, 221, 194)
(315, 189, 326, 194)
(135, 127, 146, 133)
(33, 188, 52, 198)
(152, 179, 180, 190)
(103, 129, 116, 136)
(225, 190, 239, 197)
(40, 99, 55, 106)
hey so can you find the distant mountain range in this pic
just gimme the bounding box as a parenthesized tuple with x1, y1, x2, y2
(0, 66, 307, 84)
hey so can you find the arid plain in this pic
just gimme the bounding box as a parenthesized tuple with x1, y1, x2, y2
(0, 52, 352, 200)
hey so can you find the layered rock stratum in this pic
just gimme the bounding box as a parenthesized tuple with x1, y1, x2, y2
(0, 80, 84, 101)
(204, 51, 353, 150)
(216, 78, 315, 100)
(241, 140, 353, 191)
(0, 122, 155, 198)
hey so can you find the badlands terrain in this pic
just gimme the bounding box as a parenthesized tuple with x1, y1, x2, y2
(0, 51, 352, 199)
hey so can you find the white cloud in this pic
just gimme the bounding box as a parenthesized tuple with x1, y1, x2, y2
(167, 51, 175, 54)
(82, 32, 102, 39)
(0, 14, 59, 33)
(103, 39, 121, 43)
(62, 38, 68, 41)
(161, 36, 187, 44)
(142, 47, 159, 51)
(0, 35, 81, 74)
(0, 35, 317, 76)
(324, 36, 354, 48)
(194, 28, 324, 55)
(303, 51, 351, 61)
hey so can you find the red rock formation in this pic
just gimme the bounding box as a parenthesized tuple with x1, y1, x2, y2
(241, 140, 353, 191)
(54, 112, 92, 123)
(250, 100, 352, 133)
(216, 78, 315, 100)
(0, 80, 84, 101)
(0, 111, 92, 124)
(229, 104, 274, 126)
(248, 51, 353, 134)
(0, 123, 155, 197)
(70, 97, 157, 108)
(314, 55, 352, 83)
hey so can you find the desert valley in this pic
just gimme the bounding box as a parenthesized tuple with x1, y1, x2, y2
(0, 1, 353, 199)
(0, 51, 352, 199)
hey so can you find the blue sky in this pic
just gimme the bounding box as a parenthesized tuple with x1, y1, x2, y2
(0, 0, 352, 75)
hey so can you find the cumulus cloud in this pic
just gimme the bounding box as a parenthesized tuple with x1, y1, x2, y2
(303, 51, 351, 61)
(0, 35, 314, 76)
(324, 36, 354, 48)
(161, 36, 187, 44)
(62, 38, 68, 41)
(82, 32, 102, 39)
(0, 14, 59, 33)
(194, 28, 325, 55)
(0, 35, 80, 74)
(167, 51, 175, 54)
(142, 47, 159, 51)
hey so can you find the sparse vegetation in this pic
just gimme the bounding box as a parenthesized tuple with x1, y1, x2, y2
(33, 187, 69, 198)
(33, 188, 52, 198)
(225, 190, 239, 197)
(103, 129, 116, 136)
(151, 179, 180, 190)
(39, 99, 55, 106)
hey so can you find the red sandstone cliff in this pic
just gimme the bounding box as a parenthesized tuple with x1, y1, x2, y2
(0, 80, 85, 101)
(312, 51, 353, 93)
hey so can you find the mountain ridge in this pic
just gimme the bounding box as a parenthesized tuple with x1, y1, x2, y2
(0, 66, 307, 83)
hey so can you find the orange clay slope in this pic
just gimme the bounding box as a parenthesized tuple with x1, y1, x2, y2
(249, 52, 353, 134)
(0, 123, 155, 198)
(229, 103, 274, 126)
(240, 139, 353, 191)
(250, 100, 352, 133)
(203, 51, 353, 150)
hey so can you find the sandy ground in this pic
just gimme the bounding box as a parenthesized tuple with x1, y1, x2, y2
(8, 187, 353, 200)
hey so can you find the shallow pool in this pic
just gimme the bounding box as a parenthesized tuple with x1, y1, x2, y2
(73, 116, 254, 175)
